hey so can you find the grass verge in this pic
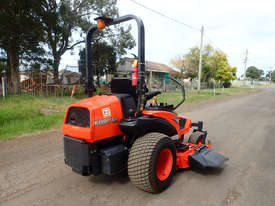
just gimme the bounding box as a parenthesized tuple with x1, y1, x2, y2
(156, 87, 258, 107)
(0, 96, 76, 140)
(0, 87, 258, 140)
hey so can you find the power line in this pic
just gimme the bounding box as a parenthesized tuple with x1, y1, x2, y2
(129, 0, 224, 52)
(129, 0, 200, 31)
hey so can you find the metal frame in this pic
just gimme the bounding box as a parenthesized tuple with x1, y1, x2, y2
(85, 14, 145, 114)
(169, 76, 185, 110)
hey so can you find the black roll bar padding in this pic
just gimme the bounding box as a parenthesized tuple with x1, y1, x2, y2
(85, 26, 97, 97)
(145, 91, 161, 101)
(85, 14, 145, 115)
(169, 76, 186, 110)
(191, 121, 203, 131)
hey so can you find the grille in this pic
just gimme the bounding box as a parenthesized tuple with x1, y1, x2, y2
(66, 107, 90, 128)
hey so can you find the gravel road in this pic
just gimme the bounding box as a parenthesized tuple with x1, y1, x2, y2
(1, 87, 274, 206)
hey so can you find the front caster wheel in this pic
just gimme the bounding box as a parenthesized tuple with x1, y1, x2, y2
(188, 131, 206, 144)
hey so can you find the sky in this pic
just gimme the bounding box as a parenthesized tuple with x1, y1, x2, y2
(60, 0, 275, 77)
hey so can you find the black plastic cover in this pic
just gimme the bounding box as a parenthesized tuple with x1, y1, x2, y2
(189, 146, 228, 170)
(64, 136, 100, 176)
(114, 94, 136, 118)
(179, 118, 186, 129)
(100, 144, 128, 175)
(110, 78, 137, 98)
(119, 116, 177, 137)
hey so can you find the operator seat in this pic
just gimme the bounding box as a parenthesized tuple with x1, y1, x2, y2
(110, 78, 137, 118)
(110, 78, 137, 98)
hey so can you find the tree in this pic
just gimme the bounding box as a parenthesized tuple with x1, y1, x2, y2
(246, 66, 264, 80)
(78, 42, 116, 86)
(202, 64, 215, 82)
(41, 0, 135, 82)
(170, 44, 217, 82)
(271, 71, 275, 83)
(201, 44, 216, 82)
(171, 44, 237, 88)
(170, 55, 185, 73)
(0, 0, 44, 93)
(170, 46, 200, 82)
(214, 51, 236, 87)
(266, 70, 275, 83)
(183, 47, 200, 81)
(169, 55, 185, 79)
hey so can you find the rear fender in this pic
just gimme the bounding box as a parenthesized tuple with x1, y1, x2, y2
(142, 110, 192, 136)
(119, 116, 177, 144)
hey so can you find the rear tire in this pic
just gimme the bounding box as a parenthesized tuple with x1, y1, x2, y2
(188, 131, 206, 144)
(128, 133, 176, 193)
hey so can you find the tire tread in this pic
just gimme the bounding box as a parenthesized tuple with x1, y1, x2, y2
(128, 133, 170, 193)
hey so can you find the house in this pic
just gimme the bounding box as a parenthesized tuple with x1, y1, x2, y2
(19, 70, 48, 92)
(59, 69, 81, 85)
(117, 57, 170, 91)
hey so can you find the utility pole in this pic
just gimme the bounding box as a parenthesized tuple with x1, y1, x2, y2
(243, 49, 248, 79)
(1, 70, 7, 98)
(197, 26, 204, 93)
(269, 68, 272, 85)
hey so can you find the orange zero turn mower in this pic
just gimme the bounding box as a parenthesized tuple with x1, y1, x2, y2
(62, 15, 228, 193)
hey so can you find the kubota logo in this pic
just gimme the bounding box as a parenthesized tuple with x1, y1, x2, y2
(102, 108, 111, 117)
(94, 117, 117, 126)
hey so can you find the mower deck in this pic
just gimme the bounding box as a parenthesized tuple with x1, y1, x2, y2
(176, 142, 228, 169)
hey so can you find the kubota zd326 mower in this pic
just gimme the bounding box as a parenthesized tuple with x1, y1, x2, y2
(62, 15, 227, 193)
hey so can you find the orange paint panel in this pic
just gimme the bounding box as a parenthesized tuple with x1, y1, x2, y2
(178, 115, 192, 135)
(62, 95, 124, 143)
(176, 143, 211, 169)
(62, 124, 91, 140)
(142, 110, 192, 136)
(142, 110, 178, 129)
(91, 101, 124, 142)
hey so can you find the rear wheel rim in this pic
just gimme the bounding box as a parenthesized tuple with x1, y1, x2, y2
(156, 148, 173, 181)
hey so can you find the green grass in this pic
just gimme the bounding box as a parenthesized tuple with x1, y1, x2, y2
(156, 87, 257, 106)
(0, 87, 257, 140)
(0, 96, 77, 140)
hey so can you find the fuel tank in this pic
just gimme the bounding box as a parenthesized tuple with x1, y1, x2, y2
(62, 95, 124, 142)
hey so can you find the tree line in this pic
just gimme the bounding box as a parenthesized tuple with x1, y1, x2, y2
(170, 44, 275, 86)
(245, 66, 275, 83)
(170, 44, 237, 87)
(0, 0, 135, 93)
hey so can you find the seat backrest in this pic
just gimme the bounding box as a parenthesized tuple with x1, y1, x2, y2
(110, 78, 137, 97)
(114, 94, 136, 118)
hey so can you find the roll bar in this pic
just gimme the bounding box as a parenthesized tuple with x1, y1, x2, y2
(85, 14, 145, 115)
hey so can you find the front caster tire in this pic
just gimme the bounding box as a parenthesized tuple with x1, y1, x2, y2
(128, 133, 176, 193)
(188, 131, 206, 144)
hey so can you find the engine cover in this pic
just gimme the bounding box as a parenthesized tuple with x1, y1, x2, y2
(62, 95, 124, 142)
